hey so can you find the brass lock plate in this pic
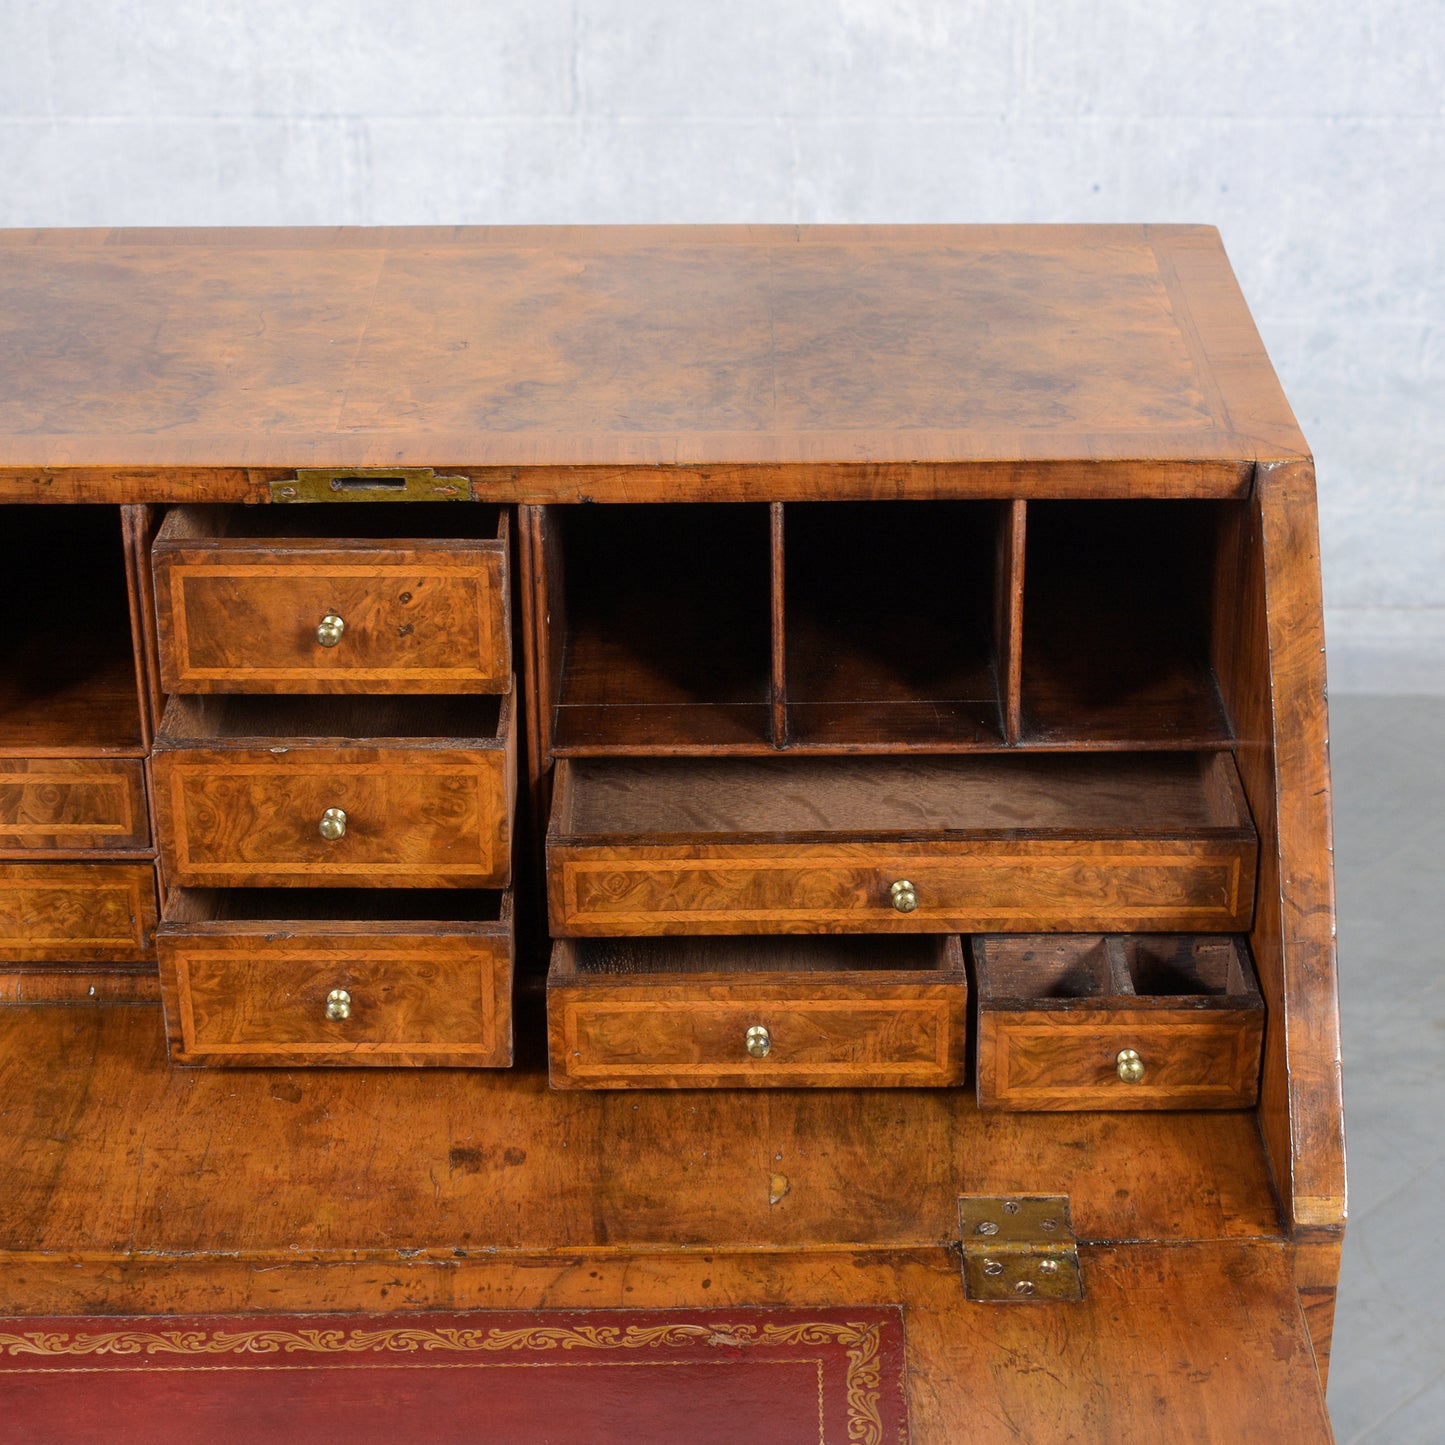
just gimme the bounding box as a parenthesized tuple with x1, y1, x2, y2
(957, 1194, 1083, 1302)
(270, 467, 471, 503)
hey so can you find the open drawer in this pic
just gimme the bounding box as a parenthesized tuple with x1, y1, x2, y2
(157, 887, 513, 1067)
(152, 503, 511, 695)
(547, 753, 1257, 936)
(547, 933, 967, 1088)
(152, 692, 516, 888)
(972, 933, 1265, 1110)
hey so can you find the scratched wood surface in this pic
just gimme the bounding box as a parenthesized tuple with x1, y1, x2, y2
(0, 226, 1304, 498)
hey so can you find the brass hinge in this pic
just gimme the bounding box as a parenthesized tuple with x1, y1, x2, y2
(957, 1195, 1083, 1302)
(270, 468, 470, 503)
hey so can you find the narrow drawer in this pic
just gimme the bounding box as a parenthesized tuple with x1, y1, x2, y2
(547, 754, 1257, 936)
(0, 757, 149, 853)
(973, 934, 1264, 1110)
(152, 693, 515, 888)
(0, 861, 158, 962)
(157, 888, 513, 1067)
(547, 934, 967, 1089)
(152, 504, 510, 694)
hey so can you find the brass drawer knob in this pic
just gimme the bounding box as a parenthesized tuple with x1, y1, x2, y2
(318, 807, 347, 841)
(1116, 1048, 1146, 1083)
(889, 879, 919, 913)
(316, 613, 346, 648)
(325, 988, 352, 1022)
(745, 1025, 772, 1058)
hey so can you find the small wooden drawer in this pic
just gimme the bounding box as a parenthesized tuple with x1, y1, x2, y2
(973, 934, 1265, 1111)
(152, 693, 515, 888)
(152, 504, 510, 694)
(157, 888, 513, 1067)
(547, 754, 1257, 936)
(547, 934, 968, 1089)
(0, 861, 158, 962)
(0, 757, 150, 854)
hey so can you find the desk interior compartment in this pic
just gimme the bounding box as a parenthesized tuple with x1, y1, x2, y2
(781, 501, 1007, 749)
(973, 933, 1265, 1110)
(152, 502, 511, 695)
(543, 503, 775, 754)
(547, 750, 1258, 936)
(548, 932, 967, 1088)
(157, 886, 513, 1067)
(1020, 500, 1233, 747)
(0, 505, 146, 758)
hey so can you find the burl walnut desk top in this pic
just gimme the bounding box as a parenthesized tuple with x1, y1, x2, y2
(0, 226, 1341, 1442)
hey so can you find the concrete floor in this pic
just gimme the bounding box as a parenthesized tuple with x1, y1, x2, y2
(1326, 696, 1445, 1443)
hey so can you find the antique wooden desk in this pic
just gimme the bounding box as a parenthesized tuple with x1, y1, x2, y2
(0, 226, 1343, 1438)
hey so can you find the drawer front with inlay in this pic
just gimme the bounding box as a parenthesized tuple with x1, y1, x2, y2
(158, 898, 513, 1067)
(153, 745, 513, 888)
(0, 862, 158, 962)
(0, 758, 150, 853)
(549, 840, 1255, 936)
(546, 933, 968, 1088)
(977, 1010, 1264, 1110)
(153, 515, 510, 695)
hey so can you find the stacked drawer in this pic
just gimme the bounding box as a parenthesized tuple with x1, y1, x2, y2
(149, 504, 515, 1067)
(545, 752, 1263, 1100)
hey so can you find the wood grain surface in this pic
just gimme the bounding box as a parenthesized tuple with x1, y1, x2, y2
(0, 757, 150, 854)
(0, 226, 1302, 497)
(158, 891, 513, 1068)
(152, 505, 510, 694)
(152, 692, 515, 888)
(0, 862, 157, 962)
(548, 933, 967, 1088)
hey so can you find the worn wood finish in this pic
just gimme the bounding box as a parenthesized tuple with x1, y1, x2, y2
(548, 934, 966, 1088)
(0, 227, 1300, 493)
(548, 754, 1257, 935)
(157, 888, 513, 1068)
(151, 693, 515, 888)
(152, 505, 511, 695)
(0, 862, 157, 963)
(1212, 461, 1345, 1234)
(0, 1003, 1283, 1264)
(0, 757, 150, 854)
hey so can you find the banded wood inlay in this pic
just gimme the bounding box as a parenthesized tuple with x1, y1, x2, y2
(0, 863, 158, 962)
(0, 758, 149, 852)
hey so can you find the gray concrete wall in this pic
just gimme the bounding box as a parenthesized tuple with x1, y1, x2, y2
(1, 1, 1440, 691)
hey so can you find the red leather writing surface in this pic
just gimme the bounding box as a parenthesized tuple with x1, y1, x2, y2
(0, 1307, 909, 1444)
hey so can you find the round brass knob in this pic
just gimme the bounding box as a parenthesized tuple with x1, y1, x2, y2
(325, 988, 352, 1022)
(745, 1025, 772, 1059)
(318, 807, 347, 841)
(1116, 1048, 1145, 1083)
(316, 614, 346, 648)
(889, 879, 919, 913)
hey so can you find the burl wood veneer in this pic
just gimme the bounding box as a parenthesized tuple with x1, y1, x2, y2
(0, 226, 1343, 1438)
